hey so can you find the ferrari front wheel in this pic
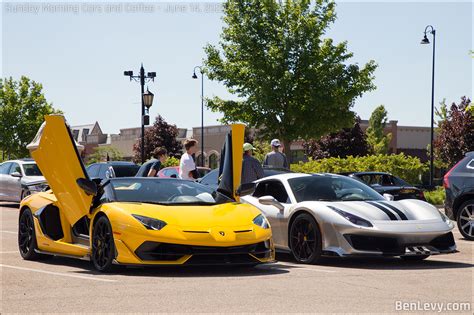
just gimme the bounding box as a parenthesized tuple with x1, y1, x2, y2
(289, 213, 322, 264)
(18, 208, 40, 260)
(92, 216, 115, 272)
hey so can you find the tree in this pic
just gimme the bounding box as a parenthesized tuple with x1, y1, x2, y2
(303, 117, 369, 159)
(366, 105, 392, 154)
(87, 146, 123, 164)
(0, 76, 61, 158)
(132, 115, 182, 164)
(434, 96, 473, 167)
(204, 0, 377, 159)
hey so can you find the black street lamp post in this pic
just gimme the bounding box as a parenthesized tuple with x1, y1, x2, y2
(192, 66, 205, 167)
(124, 64, 156, 164)
(420, 25, 436, 187)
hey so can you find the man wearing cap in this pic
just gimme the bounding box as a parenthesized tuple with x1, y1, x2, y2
(241, 143, 265, 184)
(263, 139, 289, 169)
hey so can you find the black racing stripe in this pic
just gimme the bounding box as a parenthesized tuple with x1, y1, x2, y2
(366, 201, 398, 220)
(378, 201, 409, 220)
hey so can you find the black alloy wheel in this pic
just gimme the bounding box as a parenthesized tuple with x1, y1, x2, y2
(18, 208, 40, 260)
(457, 200, 474, 241)
(92, 216, 115, 272)
(289, 213, 322, 264)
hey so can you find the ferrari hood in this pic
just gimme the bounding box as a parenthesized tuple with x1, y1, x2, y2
(108, 202, 262, 228)
(320, 200, 441, 221)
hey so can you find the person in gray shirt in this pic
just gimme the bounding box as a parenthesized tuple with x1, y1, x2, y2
(241, 143, 265, 184)
(263, 139, 289, 169)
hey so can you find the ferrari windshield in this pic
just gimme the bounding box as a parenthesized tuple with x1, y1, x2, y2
(289, 175, 384, 202)
(108, 178, 233, 205)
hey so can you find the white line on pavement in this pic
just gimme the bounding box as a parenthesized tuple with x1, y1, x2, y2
(0, 230, 16, 234)
(0, 264, 117, 283)
(0, 251, 19, 254)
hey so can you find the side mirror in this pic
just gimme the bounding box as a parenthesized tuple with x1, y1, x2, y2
(383, 193, 394, 201)
(10, 172, 22, 178)
(76, 178, 98, 196)
(236, 182, 256, 196)
(258, 195, 284, 212)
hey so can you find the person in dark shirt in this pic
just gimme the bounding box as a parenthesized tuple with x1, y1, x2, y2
(147, 147, 168, 177)
(241, 143, 264, 184)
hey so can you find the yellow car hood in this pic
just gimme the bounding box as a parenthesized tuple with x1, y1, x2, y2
(108, 202, 261, 228)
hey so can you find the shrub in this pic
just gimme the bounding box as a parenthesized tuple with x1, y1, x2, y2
(290, 153, 427, 184)
(163, 156, 180, 167)
(424, 187, 445, 206)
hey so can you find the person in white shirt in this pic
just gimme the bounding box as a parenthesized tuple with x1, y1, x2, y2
(179, 139, 198, 180)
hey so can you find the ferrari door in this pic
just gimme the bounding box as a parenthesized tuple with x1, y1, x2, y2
(27, 115, 92, 225)
(251, 180, 289, 246)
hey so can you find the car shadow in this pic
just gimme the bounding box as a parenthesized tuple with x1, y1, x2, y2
(276, 252, 474, 270)
(0, 202, 20, 209)
(33, 256, 293, 277)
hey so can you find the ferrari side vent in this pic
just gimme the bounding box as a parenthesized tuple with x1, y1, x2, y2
(183, 230, 209, 234)
(234, 230, 252, 233)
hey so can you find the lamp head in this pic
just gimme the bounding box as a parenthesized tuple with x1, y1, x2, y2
(143, 88, 154, 109)
(192, 72, 198, 79)
(420, 34, 430, 44)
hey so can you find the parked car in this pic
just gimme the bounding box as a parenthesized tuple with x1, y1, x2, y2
(444, 152, 474, 240)
(86, 161, 140, 180)
(199, 167, 292, 190)
(135, 159, 210, 178)
(341, 172, 425, 201)
(19, 115, 274, 271)
(242, 173, 456, 263)
(0, 159, 47, 202)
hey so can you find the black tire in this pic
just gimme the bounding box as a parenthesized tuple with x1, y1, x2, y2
(18, 208, 40, 260)
(401, 255, 430, 261)
(21, 189, 31, 200)
(91, 216, 116, 272)
(456, 200, 474, 241)
(289, 213, 322, 264)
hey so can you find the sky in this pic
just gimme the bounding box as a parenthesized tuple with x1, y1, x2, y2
(1, 0, 473, 135)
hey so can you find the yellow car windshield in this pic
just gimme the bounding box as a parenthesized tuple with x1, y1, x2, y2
(109, 178, 233, 205)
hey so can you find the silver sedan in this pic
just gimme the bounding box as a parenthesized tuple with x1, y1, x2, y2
(0, 159, 46, 202)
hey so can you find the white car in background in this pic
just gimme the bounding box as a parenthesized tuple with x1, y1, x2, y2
(241, 173, 456, 264)
(0, 159, 47, 202)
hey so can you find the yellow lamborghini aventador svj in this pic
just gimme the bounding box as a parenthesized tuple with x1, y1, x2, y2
(18, 115, 274, 271)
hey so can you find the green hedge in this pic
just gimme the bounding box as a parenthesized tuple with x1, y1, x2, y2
(424, 186, 445, 206)
(290, 154, 427, 184)
(163, 156, 180, 167)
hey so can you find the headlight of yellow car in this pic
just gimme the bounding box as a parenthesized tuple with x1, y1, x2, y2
(253, 214, 270, 229)
(132, 214, 167, 230)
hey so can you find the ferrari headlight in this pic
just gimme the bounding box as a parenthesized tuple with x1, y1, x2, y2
(132, 214, 167, 230)
(328, 206, 373, 227)
(253, 214, 270, 229)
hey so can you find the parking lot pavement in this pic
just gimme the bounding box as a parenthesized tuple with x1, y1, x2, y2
(1, 202, 472, 314)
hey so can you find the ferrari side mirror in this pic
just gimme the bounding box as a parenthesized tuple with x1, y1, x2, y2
(76, 178, 98, 196)
(258, 195, 284, 212)
(383, 193, 394, 201)
(236, 182, 256, 197)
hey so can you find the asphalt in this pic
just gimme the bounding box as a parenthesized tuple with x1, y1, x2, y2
(1, 202, 472, 314)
